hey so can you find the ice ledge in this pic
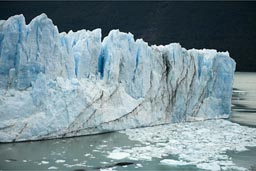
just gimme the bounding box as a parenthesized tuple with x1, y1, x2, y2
(0, 14, 235, 142)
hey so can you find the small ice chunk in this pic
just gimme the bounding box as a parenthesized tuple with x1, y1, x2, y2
(99, 168, 116, 171)
(136, 163, 143, 167)
(197, 162, 221, 171)
(55, 159, 66, 163)
(107, 152, 130, 160)
(63, 163, 87, 168)
(48, 166, 58, 169)
(41, 160, 49, 164)
(235, 146, 248, 152)
(160, 159, 190, 166)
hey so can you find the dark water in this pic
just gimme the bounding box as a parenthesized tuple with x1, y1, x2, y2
(227, 147, 256, 171)
(0, 72, 256, 171)
(230, 72, 256, 127)
(0, 132, 202, 171)
(226, 72, 256, 170)
(0, 133, 139, 170)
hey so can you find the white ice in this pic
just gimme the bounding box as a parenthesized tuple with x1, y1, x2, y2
(55, 159, 65, 163)
(102, 119, 256, 171)
(107, 151, 130, 160)
(0, 13, 235, 142)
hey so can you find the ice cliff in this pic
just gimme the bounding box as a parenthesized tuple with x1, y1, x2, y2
(0, 14, 235, 142)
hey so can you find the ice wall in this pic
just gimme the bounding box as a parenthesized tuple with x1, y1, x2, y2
(0, 14, 235, 142)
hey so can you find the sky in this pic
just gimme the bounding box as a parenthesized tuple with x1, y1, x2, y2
(0, 1, 256, 71)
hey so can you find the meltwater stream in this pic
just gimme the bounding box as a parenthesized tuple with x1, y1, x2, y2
(0, 72, 256, 171)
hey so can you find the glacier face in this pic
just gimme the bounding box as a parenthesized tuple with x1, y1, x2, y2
(0, 14, 235, 142)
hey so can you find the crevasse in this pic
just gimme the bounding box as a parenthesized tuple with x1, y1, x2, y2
(0, 14, 235, 142)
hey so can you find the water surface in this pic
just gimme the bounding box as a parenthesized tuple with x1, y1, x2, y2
(230, 72, 256, 126)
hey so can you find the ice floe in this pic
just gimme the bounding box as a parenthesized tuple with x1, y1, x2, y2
(102, 119, 256, 171)
(55, 159, 66, 163)
(160, 159, 191, 166)
(41, 160, 49, 164)
(108, 151, 130, 160)
(48, 166, 58, 170)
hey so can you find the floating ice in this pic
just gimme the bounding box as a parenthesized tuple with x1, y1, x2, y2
(41, 160, 49, 164)
(99, 168, 117, 171)
(197, 162, 221, 171)
(84, 153, 91, 157)
(63, 162, 87, 168)
(111, 119, 256, 171)
(0, 14, 235, 142)
(107, 151, 130, 160)
(160, 159, 191, 166)
(48, 166, 58, 170)
(55, 159, 65, 163)
(136, 163, 143, 168)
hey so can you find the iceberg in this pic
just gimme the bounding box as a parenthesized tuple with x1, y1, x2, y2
(0, 14, 235, 142)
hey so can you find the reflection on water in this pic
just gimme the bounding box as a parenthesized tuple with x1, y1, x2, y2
(230, 72, 256, 127)
(0, 72, 256, 171)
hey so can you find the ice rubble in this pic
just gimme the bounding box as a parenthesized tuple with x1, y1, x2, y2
(106, 119, 256, 171)
(0, 14, 235, 142)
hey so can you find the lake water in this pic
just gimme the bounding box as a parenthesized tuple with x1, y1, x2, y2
(0, 72, 256, 171)
(230, 72, 256, 127)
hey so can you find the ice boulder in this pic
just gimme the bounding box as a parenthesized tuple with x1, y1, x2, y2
(0, 14, 235, 142)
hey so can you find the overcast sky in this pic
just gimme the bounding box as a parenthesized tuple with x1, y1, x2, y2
(0, 1, 256, 71)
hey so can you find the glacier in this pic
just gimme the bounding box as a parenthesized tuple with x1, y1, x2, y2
(0, 14, 235, 142)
